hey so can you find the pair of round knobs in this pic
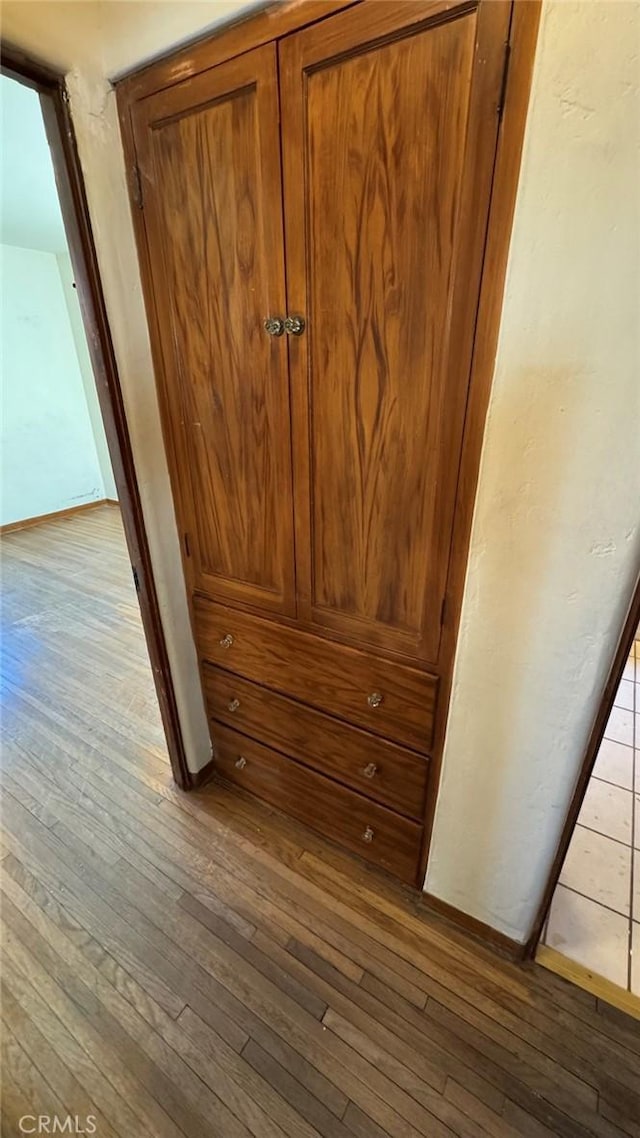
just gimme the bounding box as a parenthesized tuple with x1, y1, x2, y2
(264, 315, 305, 337)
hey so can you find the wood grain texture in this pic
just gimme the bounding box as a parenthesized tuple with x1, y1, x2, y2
(194, 594, 437, 752)
(134, 44, 296, 615)
(280, 0, 509, 663)
(536, 948, 640, 1024)
(116, 1, 539, 883)
(212, 724, 424, 883)
(115, 1, 360, 101)
(421, 893, 528, 962)
(1, 507, 639, 1138)
(203, 665, 429, 818)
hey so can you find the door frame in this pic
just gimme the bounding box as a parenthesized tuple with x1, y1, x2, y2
(526, 568, 640, 958)
(1, 44, 192, 790)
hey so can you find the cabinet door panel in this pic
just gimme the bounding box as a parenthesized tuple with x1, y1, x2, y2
(133, 46, 296, 615)
(280, 1, 509, 661)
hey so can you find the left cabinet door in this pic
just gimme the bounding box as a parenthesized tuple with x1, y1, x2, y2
(132, 45, 296, 617)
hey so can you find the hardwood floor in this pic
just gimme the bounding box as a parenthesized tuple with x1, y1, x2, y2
(1, 506, 639, 1138)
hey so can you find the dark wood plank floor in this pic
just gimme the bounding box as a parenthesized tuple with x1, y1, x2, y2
(1, 506, 639, 1138)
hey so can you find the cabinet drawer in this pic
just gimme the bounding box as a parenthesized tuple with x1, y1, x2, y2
(212, 724, 423, 884)
(203, 665, 428, 820)
(194, 595, 437, 753)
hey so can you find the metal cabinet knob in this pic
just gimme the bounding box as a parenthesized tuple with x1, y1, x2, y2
(235, 755, 247, 770)
(363, 762, 378, 779)
(284, 315, 305, 336)
(362, 826, 374, 843)
(367, 691, 383, 708)
(228, 698, 240, 713)
(219, 633, 234, 649)
(264, 316, 284, 337)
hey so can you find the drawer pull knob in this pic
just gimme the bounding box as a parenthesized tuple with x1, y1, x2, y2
(228, 698, 240, 712)
(264, 316, 285, 337)
(362, 826, 374, 843)
(363, 762, 378, 779)
(284, 314, 305, 336)
(219, 633, 234, 649)
(235, 755, 247, 770)
(367, 691, 383, 708)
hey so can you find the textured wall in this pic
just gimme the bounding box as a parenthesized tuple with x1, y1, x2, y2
(64, 67, 213, 772)
(425, 0, 640, 940)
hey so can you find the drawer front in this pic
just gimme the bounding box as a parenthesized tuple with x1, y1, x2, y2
(212, 724, 423, 884)
(194, 595, 437, 752)
(203, 666, 428, 819)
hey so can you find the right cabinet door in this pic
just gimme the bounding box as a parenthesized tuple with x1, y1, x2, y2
(280, 0, 510, 665)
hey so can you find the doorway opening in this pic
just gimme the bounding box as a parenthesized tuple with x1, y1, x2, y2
(531, 574, 640, 1017)
(1, 49, 189, 789)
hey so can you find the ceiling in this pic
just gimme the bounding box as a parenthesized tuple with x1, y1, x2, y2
(0, 1, 259, 80)
(1, 74, 68, 253)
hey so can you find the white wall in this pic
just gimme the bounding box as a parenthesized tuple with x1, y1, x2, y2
(57, 252, 118, 500)
(1, 244, 106, 525)
(425, 0, 640, 940)
(1, 73, 118, 521)
(1, 74, 69, 253)
(2, 1, 639, 940)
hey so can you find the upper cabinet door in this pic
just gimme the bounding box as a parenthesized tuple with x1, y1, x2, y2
(280, 1, 510, 663)
(133, 46, 296, 616)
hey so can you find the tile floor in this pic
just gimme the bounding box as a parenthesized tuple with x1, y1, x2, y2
(543, 632, 639, 992)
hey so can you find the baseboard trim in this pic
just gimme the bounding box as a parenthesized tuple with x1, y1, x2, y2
(189, 756, 217, 789)
(536, 945, 640, 1022)
(1, 499, 113, 534)
(421, 892, 527, 961)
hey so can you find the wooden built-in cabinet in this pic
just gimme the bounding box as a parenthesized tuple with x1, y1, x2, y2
(117, 0, 522, 886)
